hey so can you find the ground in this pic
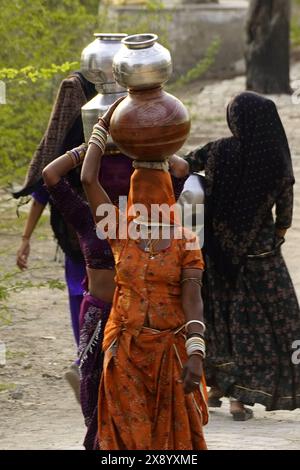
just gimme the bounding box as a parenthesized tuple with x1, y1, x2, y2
(1, 68, 300, 450)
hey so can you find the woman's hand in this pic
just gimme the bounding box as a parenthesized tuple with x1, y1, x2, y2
(16, 238, 30, 270)
(276, 227, 287, 239)
(100, 95, 126, 129)
(181, 354, 203, 394)
(169, 154, 189, 178)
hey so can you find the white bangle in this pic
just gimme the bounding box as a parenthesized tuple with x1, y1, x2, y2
(186, 345, 206, 358)
(185, 320, 206, 333)
(185, 338, 205, 349)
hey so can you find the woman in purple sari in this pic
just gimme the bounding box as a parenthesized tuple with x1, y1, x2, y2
(43, 143, 132, 449)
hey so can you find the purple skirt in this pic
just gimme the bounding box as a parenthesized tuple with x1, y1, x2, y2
(78, 293, 111, 450)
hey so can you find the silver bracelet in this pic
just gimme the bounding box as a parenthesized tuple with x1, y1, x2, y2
(185, 320, 206, 333)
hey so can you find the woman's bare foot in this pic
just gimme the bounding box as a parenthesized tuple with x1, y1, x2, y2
(230, 398, 254, 421)
(208, 386, 223, 407)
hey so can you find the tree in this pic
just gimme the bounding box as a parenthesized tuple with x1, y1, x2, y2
(245, 0, 291, 94)
(0, 0, 99, 186)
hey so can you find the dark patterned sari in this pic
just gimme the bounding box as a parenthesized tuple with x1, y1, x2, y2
(185, 92, 300, 410)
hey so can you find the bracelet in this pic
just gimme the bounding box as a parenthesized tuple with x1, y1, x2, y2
(181, 277, 203, 288)
(185, 336, 206, 358)
(185, 338, 205, 351)
(66, 150, 77, 167)
(185, 336, 205, 346)
(185, 320, 206, 333)
(22, 235, 30, 240)
(88, 138, 106, 154)
(98, 117, 109, 131)
(89, 125, 108, 154)
(186, 346, 206, 358)
(93, 123, 108, 136)
(186, 332, 204, 340)
(66, 143, 87, 167)
(189, 351, 205, 359)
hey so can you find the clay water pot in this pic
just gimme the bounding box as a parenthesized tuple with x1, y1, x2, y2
(110, 87, 190, 161)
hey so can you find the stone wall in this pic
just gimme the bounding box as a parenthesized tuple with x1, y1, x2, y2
(106, 1, 248, 80)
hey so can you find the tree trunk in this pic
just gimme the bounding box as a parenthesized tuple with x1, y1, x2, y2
(246, 0, 291, 94)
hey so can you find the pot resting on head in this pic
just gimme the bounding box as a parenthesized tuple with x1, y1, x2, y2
(110, 87, 191, 161)
(110, 34, 191, 161)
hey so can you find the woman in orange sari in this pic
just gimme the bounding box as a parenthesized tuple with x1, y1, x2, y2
(81, 99, 208, 450)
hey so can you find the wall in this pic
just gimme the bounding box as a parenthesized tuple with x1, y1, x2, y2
(106, 1, 248, 79)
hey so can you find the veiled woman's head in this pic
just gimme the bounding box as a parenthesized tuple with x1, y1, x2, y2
(226, 91, 277, 141)
(99, 154, 133, 204)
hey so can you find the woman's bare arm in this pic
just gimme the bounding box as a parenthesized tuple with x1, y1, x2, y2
(169, 154, 189, 178)
(42, 144, 87, 187)
(16, 199, 45, 270)
(81, 97, 125, 222)
(81, 144, 112, 222)
(181, 268, 205, 394)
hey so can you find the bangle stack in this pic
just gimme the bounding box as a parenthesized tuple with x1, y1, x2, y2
(66, 143, 88, 167)
(98, 117, 109, 131)
(184, 319, 206, 358)
(88, 122, 108, 154)
(185, 336, 206, 359)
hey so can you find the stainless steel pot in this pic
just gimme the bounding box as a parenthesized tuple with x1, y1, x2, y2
(81, 33, 128, 142)
(112, 33, 172, 90)
(81, 33, 128, 92)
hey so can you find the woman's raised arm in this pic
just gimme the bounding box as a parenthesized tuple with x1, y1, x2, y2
(42, 143, 87, 187)
(81, 97, 125, 222)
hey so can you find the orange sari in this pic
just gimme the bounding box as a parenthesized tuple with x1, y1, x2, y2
(98, 231, 208, 450)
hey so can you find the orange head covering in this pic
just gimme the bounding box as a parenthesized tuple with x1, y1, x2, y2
(127, 168, 179, 226)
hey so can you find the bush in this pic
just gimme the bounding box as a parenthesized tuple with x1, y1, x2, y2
(0, 0, 99, 187)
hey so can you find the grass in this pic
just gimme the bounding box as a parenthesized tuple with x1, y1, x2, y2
(6, 350, 26, 360)
(0, 382, 16, 392)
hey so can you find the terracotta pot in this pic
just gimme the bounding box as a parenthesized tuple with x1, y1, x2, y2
(110, 87, 191, 161)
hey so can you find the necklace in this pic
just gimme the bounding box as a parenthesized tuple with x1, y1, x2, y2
(144, 238, 161, 259)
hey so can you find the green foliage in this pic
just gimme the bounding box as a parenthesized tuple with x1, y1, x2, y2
(170, 37, 221, 89)
(98, 0, 172, 47)
(0, 0, 173, 186)
(0, 383, 16, 392)
(0, 0, 171, 187)
(292, 19, 300, 47)
(0, 0, 99, 186)
(6, 350, 26, 360)
(0, 63, 80, 84)
(292, 0, 300, 47)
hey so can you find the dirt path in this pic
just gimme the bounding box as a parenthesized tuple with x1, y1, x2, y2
(1, 69, 300, 450)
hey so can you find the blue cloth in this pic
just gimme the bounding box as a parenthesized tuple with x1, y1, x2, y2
(64, 256, 86, 297)
(32, 183, 49, 206)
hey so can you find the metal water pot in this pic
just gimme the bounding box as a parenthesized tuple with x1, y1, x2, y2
(112, 34, 172, 90)
(177, 173, 205, 237)
(110, 34, 190, 160)
(80, 33, 128, 142)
